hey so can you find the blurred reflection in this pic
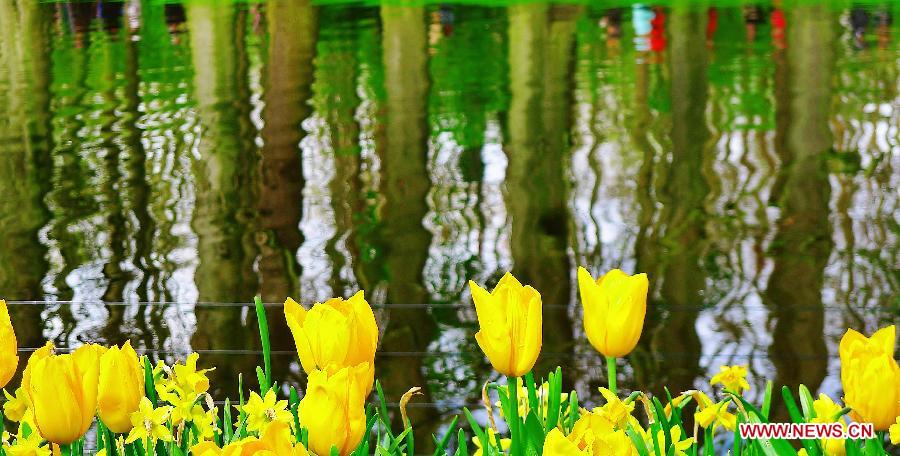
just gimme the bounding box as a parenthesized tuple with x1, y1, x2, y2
(644, 7, 709, 397)
(764, 5, 835, 420)
(0, 0, 53, 352)
(185, 2, 260, 396)
(505, 4, 579, 379)
(377, 5, 439, 449)
(257, 0, 318, 384)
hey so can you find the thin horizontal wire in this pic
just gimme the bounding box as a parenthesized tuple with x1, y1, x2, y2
(3, 300, 885, 311)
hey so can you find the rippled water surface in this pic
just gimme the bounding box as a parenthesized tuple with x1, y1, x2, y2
(0, 0, 897, 442)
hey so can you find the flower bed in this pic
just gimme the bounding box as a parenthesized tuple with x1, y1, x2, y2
(0, 267, 897, 455)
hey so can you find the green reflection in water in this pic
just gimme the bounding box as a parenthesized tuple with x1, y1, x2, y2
(0, 0, 897, 427)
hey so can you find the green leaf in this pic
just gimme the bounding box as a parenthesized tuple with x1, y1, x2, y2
(845, 439, 863, 456)
(388, 428, 412, 454)
(761, 381, 774, 420)
(455, 429, 468, 456)
(432, 415, 459, 456)
(545, 367, 562, 431)
(524, 372, 539, 421)
(522, 411, 545, 456)
(256, 366, 270, 396)
(781, 387, 820, 455)
(229, 415, 249, 444)
(375, 381, 393, 433)
(862, 436, 884, 456)
(254, 296, 272, 389)
(462, 408, 486, 446)
(223, 398, 233, 443)
(564, 390, 579, 433)
(238, 374, 248, 439)
(798, 385, 816, 421)
(626, 425, 651, 456)
(703, 426, 714, 456)
(143, 356, 158, 406)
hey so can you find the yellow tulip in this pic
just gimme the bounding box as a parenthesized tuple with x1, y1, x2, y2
(299, 367, 366, 456)
(839, 325, 899, 431)
(22, 341, 54, 390)
(236, 421, 309, 456)
(577, 267, 648, 358)
(191, 441, 246, 456)
(469, 272, 542, 377)
(543, 428, 590, 456)
(284, 291, 378, 391)
(97, 341, 144, 434)
(0, 300, 18, 389)
(28, 344, 103, 444)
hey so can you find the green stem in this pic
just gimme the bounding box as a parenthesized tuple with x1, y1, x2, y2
(507, 376, 521, 456)
(606, 356, 618, 395)
(60, 444, 73, 456)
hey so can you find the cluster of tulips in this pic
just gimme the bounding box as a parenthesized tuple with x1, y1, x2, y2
(0, 267, 897, 456)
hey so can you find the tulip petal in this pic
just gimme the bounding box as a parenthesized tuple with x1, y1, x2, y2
(0, 300, 18, 389)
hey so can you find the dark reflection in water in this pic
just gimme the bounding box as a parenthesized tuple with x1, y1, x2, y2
(0, 0, 898, 433)
(765, 4, 835, 421)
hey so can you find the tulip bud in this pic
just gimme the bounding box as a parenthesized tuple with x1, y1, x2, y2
(98, 341, 145, 434)
(299, 367, 366, 456)
(468, 272, 542, 377)
(28, 344, 103, 444)
(0, 300, 18, 389)
(839, 325, 899, 431)
(284, 291, 378, 391)
(577, 267, 648, 358)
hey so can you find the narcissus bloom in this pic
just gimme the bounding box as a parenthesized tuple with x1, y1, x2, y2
(241, 389, 291, 433)
(98, 341, 144, 434)
(284, 291, 378, 391)
(839, 325, 899, 430)
(469, 272, 542, 377)
(0, 300, 18, 389)
(27, 344, 104, 444)
(3, 387, 31, 423)
(595, 387, 635, 429)
(695, 400, 737, 432)
(3, 424, 51, 456)
(299, 367, 367, 456)
(125, 397, 174, 445)
(811, 393, 843, 424)
(577, 267, 648, 358)
(657, 426, 694, 456)
(710, 365, 751, 394)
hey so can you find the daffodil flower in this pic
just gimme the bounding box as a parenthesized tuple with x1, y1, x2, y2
(596, 387, 635, 429)
(3, 425, 50, 456)
(656, 426, 694, 456)
(710, 365, 750, 394)
(241, 390, 291, 433)
(889, 416, 899, 445)
(3, 387, 31, 423)
(694, 400, 736, 432)
(125, 398, 174, 445)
